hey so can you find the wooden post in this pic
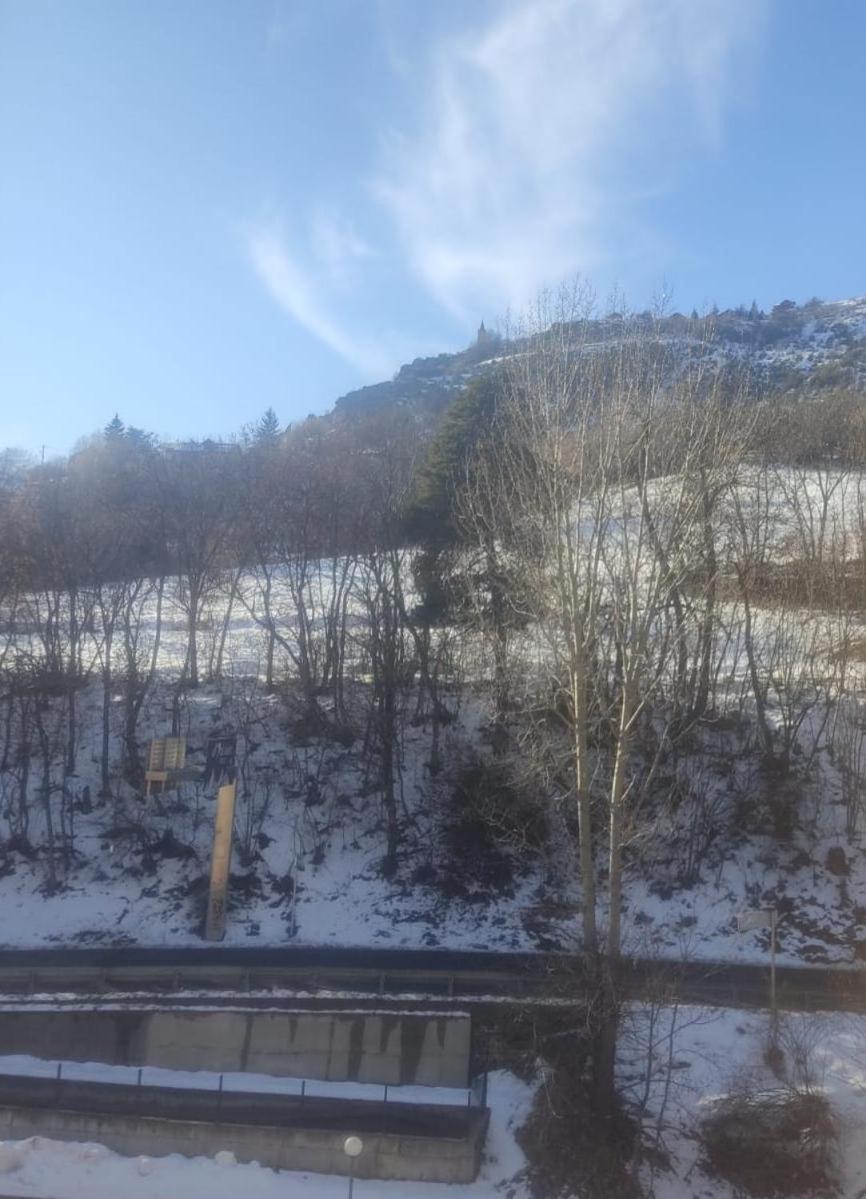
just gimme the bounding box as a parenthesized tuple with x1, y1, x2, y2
(204, 781, 236, 941)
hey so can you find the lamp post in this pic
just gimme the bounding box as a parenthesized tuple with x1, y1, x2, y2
(343, 1134, 363, 1199)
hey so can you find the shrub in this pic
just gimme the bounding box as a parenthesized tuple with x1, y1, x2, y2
(439, 755, 548, 898)
(700, 1087, 838, 1197)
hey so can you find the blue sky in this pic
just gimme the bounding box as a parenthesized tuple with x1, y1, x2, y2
(1, 0, 865, 456)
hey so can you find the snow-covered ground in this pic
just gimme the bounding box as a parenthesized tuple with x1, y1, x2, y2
(0, 674, 558, 952)
(2, 665, 862, 965)
(628, 1006, 866, 1198)
(0, 657, 864, 963)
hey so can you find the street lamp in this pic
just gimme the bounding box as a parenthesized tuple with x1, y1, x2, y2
(343, 1135, 364, 1199)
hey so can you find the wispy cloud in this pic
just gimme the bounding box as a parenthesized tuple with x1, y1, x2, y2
(376, 0, 767, 319)
(246, 224, 391, 377)
(247, 0, 766, 371)
(310, 212, 375, 291)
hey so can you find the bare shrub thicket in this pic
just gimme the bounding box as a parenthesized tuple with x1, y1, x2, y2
(457, 291, 765, 964)
(697, 1013, 838, 1197)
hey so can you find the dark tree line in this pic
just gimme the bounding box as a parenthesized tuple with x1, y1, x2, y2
(0, 404, 440, 886)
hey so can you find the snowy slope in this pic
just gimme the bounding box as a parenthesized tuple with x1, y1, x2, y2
(334, 296, 866, 423)
(3, 467, 866, 963)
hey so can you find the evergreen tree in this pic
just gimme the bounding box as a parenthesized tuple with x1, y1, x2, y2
(125, 425, 157, 452)
(254, 407, 281, 446)
(104, 414, 125, 442)
(405, 372, 506, 622)
(406, 373, 502, 547)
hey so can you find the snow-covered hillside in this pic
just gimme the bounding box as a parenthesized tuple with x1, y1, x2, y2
(3, 463, 866, 963)
(334, 296, 866, 423)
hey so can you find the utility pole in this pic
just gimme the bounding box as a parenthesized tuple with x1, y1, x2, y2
(769, 906, 777, 1020)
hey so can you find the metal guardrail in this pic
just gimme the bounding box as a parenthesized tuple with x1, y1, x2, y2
(11, 1062, 479, 1113)
(0, 950, 861, 1013)
(0, 1071, 484, 1139)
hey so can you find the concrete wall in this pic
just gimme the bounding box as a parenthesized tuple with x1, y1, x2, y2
(0, 1008, 471, 1087)
(0, 1099, 488, 1183)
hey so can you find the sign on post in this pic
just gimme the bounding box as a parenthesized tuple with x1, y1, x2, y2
(204, 781, 237, 941)
(737, 906, 778, 1016)
(144, 736, 187, 795)
(736, 908, 775, 933)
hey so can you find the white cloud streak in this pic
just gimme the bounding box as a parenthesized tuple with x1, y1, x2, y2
(246, 225, 391, 378)
(310, 212, 375, 290)
(376, 0, 767, 320)
(247, 0, 766, 371)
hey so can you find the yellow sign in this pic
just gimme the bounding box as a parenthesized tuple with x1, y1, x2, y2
(204, 782, 236, 941)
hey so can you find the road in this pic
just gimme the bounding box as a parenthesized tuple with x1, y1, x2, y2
(0, 946, 861, 1012)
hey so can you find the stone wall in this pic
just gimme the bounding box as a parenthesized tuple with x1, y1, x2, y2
(0, 1007, 472, 1087)
(0, 1092, 488, 1183)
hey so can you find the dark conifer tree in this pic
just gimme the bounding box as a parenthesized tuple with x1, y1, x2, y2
(254, 407, 281, 446)
(407, 373, 502, 547)
(104, 414, 125, 442)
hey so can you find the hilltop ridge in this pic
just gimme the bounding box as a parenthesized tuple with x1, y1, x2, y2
(334, 295, 866, 423)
